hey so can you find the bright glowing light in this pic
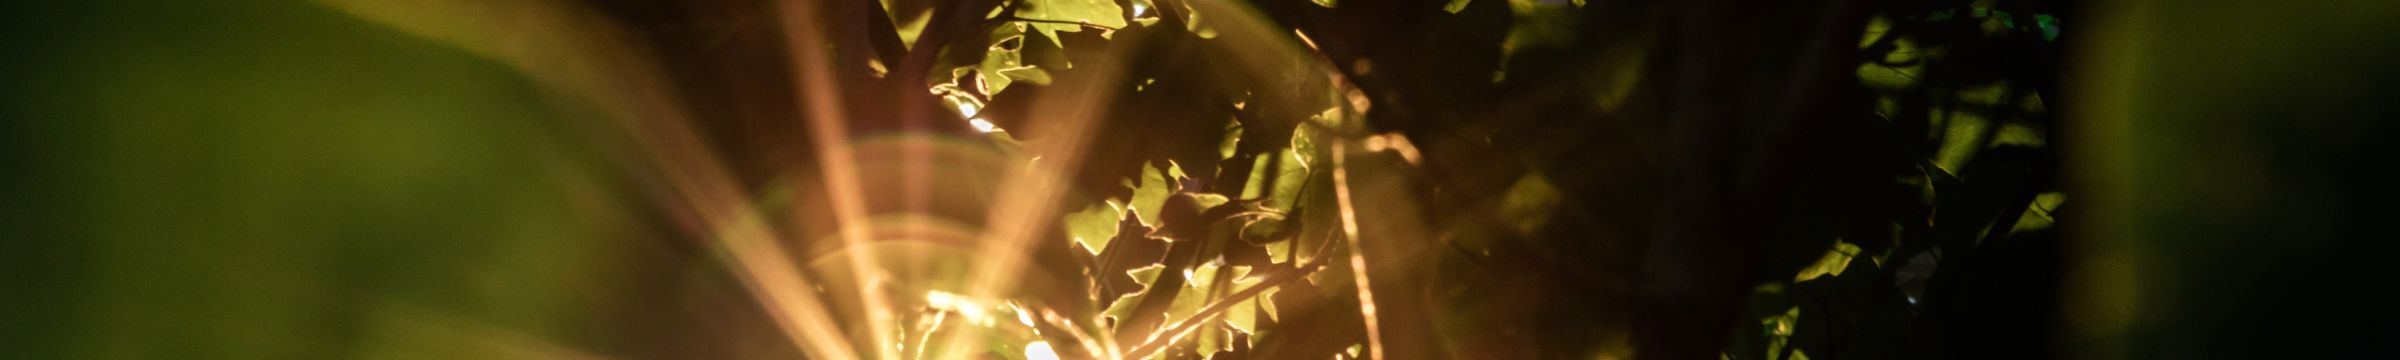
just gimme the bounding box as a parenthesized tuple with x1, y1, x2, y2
(1025, 341, 1060, 360)
(924, 290, 995, 326)
(968, 118, 999, 133)
(955, 102, 981, 118)
(1131, 3, 1149, 17)
(1011, 303, 1036, 327)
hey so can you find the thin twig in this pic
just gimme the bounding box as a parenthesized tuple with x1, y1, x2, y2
(1040, 309, 1117, 360)
(1328, 140, 1387, 360)
(1120, 251, 1334, 359)
(1287, 27, 1391, 360)
(999, 17, 1125, 31)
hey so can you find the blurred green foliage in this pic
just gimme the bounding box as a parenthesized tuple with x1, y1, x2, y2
(2, 1, 674, 358)
(12, 0, 2398, 358)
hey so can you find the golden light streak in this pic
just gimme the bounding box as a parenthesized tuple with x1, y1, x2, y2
(935, 95, 1114, 357)
(715, 210, 865, 360)
(931, 24, 1140, 360)
(774, 0, 903, 358)
(322, 0, 859, 357)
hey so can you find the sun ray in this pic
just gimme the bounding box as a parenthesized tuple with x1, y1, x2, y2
(774, 0, 903, 358)
(934, 41, 1135, 360)
(319, 0, 860, 357)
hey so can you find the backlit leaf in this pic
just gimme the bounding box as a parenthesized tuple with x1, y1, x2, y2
(1794, 240, 1864, 282)
(1018, 0, 1127, 42)
(1128, 161, 1185, 227)
(1065, 200, 1124, 254)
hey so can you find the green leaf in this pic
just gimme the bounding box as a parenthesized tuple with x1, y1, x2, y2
(1442, 0, 1472, 14)
(1128, 0, 1162, 25)
(1258, 125, 1320, 210)
(1220, 266, 1264, 333)
(1762, 306, 1801, 360)
(1169, 0, 1218, 38)
(1127, 161, 1183, 226)
(1306, 106, 1344, 130)
(975, 24, 1029, 95)
(933, 80, 985, 118)
(1104, 264, 1169, 324)
(1794, 240, 1864, 282)
(1165, 263, 1221, 328)
(1064, 200, 1124, 254)
(1258, 287, 1282, 322)
(1218, 118, 1243, 160)
(1165, 263, 1257, 358)
(1238, 215, 1293, 249)
(1264, 235, 1292, 261)
(1241, 146, 1312, 210)
(997, 66, 1053, 86)
(1498, 172, 1562, 236)
(1018, 0, 1127, 43)
(1493, 0, 1581, 83)
(1128, 264, 1166, 287)
(2035, 14, 2061, 42)
(1195, 324, 1231, 359)
(1188, 193, 1230, 211)
(1102, 292, 1146, 326)
(2010, 192, 2064, 233)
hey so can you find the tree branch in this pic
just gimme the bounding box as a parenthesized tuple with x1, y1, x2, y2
(1121, 247, 1335, 359)
(998, 17, 1125, 31)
